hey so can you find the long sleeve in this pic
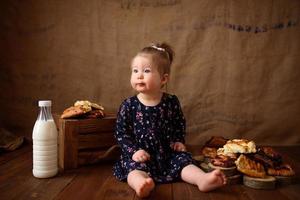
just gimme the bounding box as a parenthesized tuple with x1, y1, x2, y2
(171, 95, 186, 143)
(115, 100, 139, 158)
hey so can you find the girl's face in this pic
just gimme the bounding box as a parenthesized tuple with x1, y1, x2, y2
(130, 55, 168, 94)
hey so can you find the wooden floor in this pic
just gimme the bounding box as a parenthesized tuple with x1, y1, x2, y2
(1, 143, 300, 200)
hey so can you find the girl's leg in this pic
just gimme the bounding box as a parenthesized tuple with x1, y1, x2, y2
(180, 164, 226, 192)
(127, 169, 155, 198)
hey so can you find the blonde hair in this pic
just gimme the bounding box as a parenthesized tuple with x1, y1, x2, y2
(136, 42, 174, 76)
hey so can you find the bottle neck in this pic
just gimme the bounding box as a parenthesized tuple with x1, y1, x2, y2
(37, 106, 53, 121)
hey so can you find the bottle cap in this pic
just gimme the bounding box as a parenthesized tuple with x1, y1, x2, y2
(38, 100, 52, 107)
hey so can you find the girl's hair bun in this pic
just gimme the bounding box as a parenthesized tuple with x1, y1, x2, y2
(149, 42, 174, 64)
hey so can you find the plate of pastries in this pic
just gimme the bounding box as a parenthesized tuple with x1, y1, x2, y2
(194, 136, 295, 189)
(61, 100, 105, 119)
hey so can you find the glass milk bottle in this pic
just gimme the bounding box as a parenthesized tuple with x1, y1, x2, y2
(32, 100, 58, 178)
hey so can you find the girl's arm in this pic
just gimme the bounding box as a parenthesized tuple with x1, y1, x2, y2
(115, 101, 139, 158)
(171, 95, 186, 144)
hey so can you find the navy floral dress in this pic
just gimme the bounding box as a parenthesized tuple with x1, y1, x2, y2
(113, 93, 194, 183)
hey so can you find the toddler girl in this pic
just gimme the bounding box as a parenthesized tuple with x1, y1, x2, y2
(113, 42, 226, 198)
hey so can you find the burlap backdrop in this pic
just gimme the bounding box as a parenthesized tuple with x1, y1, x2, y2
(0, 0, 299, 145)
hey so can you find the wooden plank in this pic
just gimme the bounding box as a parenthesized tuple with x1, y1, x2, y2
(55, 164, 113, 200)
(11, 171, 76, 200)
(54, 114, 116, 133)
(278, 183, 300, 200)
(0, 144, 76, 200)
(199, 185, 244, 200)
(0, 154, 33, 199)
(95, 175, 135, 200)
(229, 185, 253, 200)
(1, 145, 300, 200)
(0, 143, 31, 165)
(77, 117, 116, 134)
(59, 120, 79, 169)
(138, 183, 172, 200)
(242, 185, 290, 200)
(78, 131, 116, 150)
(0, 147, 32, 183)
(173, 181, 212, 200)
(0, 159, 41, 200)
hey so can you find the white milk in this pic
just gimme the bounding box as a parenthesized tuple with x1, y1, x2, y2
(32, 101, 58, 178)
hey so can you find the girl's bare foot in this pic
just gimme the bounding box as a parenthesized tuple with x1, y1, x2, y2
(135, 177, 155, 198)
(127, 170, 155, 198)
(181, 164, 226, 192)
(197, 169, 227, 192)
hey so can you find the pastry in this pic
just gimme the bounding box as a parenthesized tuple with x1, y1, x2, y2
(260, 146, 282, 160)
(209, 154, 238, 177)
(216, 148, 238, 159)
(220, 139, 256, 154)
(267, 164, 295, 176)
(251, 152, 277, 168)
(201, 147, 217, 159)
(235, 154, 266, 178)
(211, 155, 236, 168)
(204, 136, 228, 148)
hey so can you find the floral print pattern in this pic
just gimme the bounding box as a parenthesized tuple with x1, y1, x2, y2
(113, 93, 194, 183)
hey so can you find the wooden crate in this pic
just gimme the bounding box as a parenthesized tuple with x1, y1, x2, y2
(54, 114, 120, 170)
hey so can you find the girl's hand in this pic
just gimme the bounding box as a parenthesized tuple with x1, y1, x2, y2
(171, 142, 187, 152)
(132, 149, 151, 163)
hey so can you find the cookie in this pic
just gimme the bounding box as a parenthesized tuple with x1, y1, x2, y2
(74, 100, 92, 110)
(61, 105, 92, 119)
(74, 100, 104, 110)
(91, 102, 104, 110)
(84, 109, 105, 119)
